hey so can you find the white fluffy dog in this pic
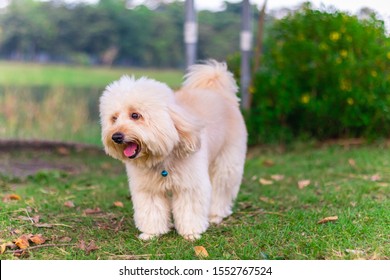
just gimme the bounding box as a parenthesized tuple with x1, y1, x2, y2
(99, 60, 247, 241)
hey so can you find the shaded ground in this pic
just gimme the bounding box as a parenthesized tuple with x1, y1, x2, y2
(0, 140, 103, 178)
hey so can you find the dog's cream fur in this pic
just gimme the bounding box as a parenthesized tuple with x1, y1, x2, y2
(99, 60, 247, 241)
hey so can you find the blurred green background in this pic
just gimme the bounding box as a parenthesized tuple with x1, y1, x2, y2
(0, 0, 389, 145)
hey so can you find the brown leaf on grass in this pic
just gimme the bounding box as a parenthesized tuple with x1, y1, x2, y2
(57, 146, 70, 156)
(29, 234, 46, 245)
(370, 174, 381, 182)
(77, 240, 99, 255)
(59, 236, 72, 243)
(259, 196, 275, 204)
(83, 207, 102, 215)
(115, 217, 125, 233)
(113, 201, 124, 208)
(0, 243, 6, 254)
(348, 158, 356, 168)
(64, 201, 75, 208)
(262, 159, 275, 167)
(259, 178, 273, 185)
(298, 180, 311, 189)
(9, 229, 21, 235)
(271, 174, 285, 181)
(194, 246, 209, 258)
(14, 235, 32, 249)
(1, 242, 19, 255)
(32, 215, 40, 223)
(318, 216, 338, 224)
(13, 249, 30, 258)
(2, 194, 21, 202)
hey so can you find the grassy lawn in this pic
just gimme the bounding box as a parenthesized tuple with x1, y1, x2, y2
(0, 61, 183, 88)
(0, 61, 183, 145)
(0, 143, 389, 260)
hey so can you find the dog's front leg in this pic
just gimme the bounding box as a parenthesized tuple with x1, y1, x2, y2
(172, 181, 211, 241)
(131, 189, 171, 240)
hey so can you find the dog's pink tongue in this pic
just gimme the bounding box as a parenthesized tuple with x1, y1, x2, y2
(123, 143, 138, 157)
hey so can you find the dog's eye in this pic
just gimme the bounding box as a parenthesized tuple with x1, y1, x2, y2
(131, 113, 141, 120)
(111, 116, 118, 123)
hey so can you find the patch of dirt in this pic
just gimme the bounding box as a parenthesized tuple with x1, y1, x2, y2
(0, 140, 103, 178)
(0, 159, 79, 178)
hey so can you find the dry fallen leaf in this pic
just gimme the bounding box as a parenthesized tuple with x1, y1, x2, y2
(194, 246, 209, 258)
(14, 235, 31, 249)
(64, 201, 75, 208)
(29, 234, 46, 245)
(259, 196, 275, 204)
(370, 174, 381, 182)
(348, 158, 356, 168)
(298, 180, 311, 189)
(84, 208, 102, 215)
(0, 243, 6, 254)
(271, 174, 285, 181)
(259, 178, 273, 185)
(78, 240, 99, 254)
(318, 216, 338, 224)
(262, 159, 275, 167)
(59, 236, 72, 243)
(13, 249, 29, 258)
(2, 194, 21, 202)
(9, 229, 21, 235)
(57, 146, 70, 156)
(113, 201, 124, 208)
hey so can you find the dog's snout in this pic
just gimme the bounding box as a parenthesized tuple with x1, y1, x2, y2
(112, 132, 125, 144)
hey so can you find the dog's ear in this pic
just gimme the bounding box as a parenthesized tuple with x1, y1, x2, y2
(169, 104, 202, 157)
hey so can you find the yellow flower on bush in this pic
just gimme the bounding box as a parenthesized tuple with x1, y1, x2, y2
(330, 32, 340, 41)
(340, 79, 352, 91)
(387, 52, 390, 60)
(371, 70, 378, 77)
(347, 98, 354, 105)
(301, 94, 310, 104)
(340, 50, 348, 58)
(319, 42, 328, 51)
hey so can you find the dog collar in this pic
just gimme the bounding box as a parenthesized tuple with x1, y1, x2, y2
(161, 170, 168, 177)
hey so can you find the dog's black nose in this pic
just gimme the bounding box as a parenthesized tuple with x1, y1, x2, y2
(112, 132, 125, 144)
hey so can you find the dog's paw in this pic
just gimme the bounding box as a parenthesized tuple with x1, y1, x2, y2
(138, 233, 159, 241)
(182, 234, 201, 241)
(209, 215, 224, 224)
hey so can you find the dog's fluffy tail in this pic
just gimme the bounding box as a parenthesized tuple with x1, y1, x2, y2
(182, 60, 240, 105)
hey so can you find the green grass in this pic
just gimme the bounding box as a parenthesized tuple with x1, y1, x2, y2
(0, 61, 183, 145)
(0, 61, 183, 88)
(0, 144, 389, 260)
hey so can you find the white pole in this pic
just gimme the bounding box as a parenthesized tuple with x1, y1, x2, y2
(184, 0, 197, 69)
(240, 0, 252, 110)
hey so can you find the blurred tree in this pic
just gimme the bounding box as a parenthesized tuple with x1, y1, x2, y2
(0, 0, 55, 60)
(239, 2, 390, 143)
(0, 0, 249, 67)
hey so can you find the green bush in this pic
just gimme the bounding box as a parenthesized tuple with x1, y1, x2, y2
(233, 4, 390, 144)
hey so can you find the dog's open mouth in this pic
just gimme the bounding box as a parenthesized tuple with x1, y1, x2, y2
(123, 142, 141, 159)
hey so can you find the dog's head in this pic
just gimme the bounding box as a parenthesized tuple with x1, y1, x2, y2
(99, 76, 201, 166)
